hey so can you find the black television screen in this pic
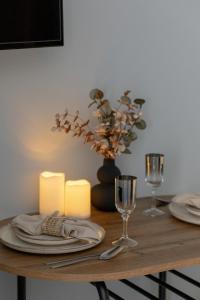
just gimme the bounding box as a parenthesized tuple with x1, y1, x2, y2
(0, 0, 64, 50)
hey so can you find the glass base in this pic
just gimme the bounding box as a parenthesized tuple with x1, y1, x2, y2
(112, 237, 138, 248)
(143, 207, 165, 217)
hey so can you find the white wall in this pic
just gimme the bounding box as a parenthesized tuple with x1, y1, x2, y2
(0, 0, 200, 299)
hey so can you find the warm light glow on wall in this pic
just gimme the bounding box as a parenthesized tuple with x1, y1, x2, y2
(16, 112, 67, 161)
(23, 131, 66, 161)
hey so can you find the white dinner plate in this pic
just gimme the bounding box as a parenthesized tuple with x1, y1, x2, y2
(185, 205, 200, 217)
(13, 227, 78, 246)
(0, 224, 105, 254)
(169, 202, 200, 225)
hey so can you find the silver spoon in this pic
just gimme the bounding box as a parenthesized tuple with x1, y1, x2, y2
(47, 245, 125, 269)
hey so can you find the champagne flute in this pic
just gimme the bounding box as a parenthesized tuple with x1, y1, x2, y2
(144, 153, 165, 217)
(112, 175, 138, 248)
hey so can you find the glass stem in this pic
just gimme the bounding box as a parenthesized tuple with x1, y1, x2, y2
(122, 214, 129, 239)
(151, 188, 157, 209)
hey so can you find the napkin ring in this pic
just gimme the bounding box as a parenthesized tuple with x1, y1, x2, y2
(41, 217, 65, 237)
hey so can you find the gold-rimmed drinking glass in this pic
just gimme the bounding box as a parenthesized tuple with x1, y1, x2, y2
(112, 175, 138, 248)
(144, 153, 165, 217)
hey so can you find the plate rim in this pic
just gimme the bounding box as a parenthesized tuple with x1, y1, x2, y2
(0, 224, 105, 254)
(185, 204, 200, 217)
(13, 228, 78, 246)
(169, 202, 200, 225)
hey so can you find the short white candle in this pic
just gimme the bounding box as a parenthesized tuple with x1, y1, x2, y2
(39, 172, 65, 215)
(65, 180, 91, 219)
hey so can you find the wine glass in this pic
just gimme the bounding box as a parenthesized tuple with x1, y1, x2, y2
(144, 153, 165, 217)
(112, 175, 138, 248)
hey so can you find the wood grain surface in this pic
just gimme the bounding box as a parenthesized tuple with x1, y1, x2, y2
(0, 196, 200, 282)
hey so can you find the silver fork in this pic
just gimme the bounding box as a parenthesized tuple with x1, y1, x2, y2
(46, 245, 125, 269)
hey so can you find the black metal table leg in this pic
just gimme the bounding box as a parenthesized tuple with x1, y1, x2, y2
(159, 272, 166, 300)
(17, 276, 26, 300)
(91, 282, 110, 300)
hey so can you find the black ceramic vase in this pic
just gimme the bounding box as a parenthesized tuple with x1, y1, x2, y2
(91, 158, 121, 211)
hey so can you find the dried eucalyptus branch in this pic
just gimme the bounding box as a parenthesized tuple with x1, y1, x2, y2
(52, 89, 146, 159)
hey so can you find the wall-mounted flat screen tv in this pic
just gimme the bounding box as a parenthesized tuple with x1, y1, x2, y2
(0, 0, 64, 50)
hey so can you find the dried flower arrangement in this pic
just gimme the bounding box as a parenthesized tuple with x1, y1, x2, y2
(53, 89, 146, 159)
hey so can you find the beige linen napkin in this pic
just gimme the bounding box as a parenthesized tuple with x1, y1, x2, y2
(11, 214, 100, 241)
(172, 193, 200, 209)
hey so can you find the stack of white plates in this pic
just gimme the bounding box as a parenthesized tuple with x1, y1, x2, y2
(169, 202, 200, 225)
(0, 223, 105, 254)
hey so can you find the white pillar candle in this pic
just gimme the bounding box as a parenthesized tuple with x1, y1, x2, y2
(65, 180, 91, 219)
(39, 172, 65, 215)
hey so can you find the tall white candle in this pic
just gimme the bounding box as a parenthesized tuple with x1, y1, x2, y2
(65, 180, 91, 219)
(39, 172, 65, 215)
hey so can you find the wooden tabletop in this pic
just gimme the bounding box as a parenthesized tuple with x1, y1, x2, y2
(0, 196, 200, 283)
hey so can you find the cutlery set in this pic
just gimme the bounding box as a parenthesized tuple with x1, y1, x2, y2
(46, 245, 125, 268)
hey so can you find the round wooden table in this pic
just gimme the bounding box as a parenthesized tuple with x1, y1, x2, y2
(0, 196, 200, 300)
